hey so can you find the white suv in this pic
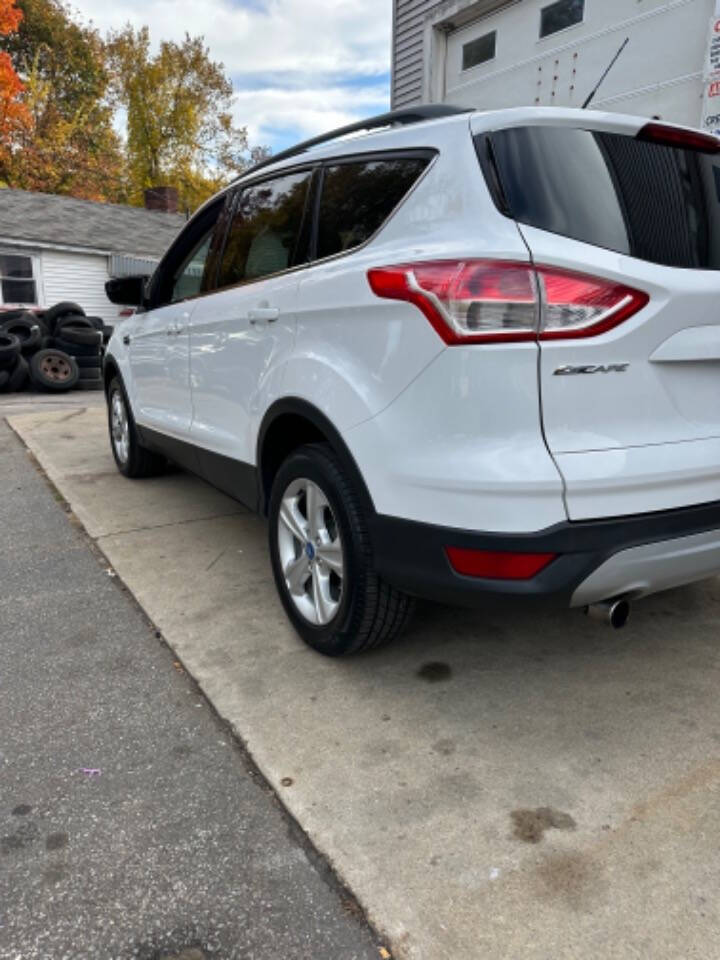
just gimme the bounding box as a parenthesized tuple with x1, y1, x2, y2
(105, 104, 720, 655)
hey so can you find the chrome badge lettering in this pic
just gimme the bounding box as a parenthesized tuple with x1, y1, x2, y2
(554, 363, 629, 376)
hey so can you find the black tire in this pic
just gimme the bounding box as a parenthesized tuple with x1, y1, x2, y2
(44, 301, 85, 332)
(0, 369, 9, 390)
(55, 317, 103, 345)
(76, 379, 103, 391)
(268, 443, 414, 656)
(0, 332, 21, 368)
(29, 349, 79, 392)
(107, 377, 166, 477)
(83, 316, 104, 331)
(0, 316, 43, 354)
(75, 354, 102, 369)
(78, 366, 102, 380)
(7, 354, 29, 392)
(40, 336, 53, 349)
(102, 324, 114, 344)
(0, 307, 30, 323)
(53, 335, 102, 357)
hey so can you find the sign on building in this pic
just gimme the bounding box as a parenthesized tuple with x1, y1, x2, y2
(701, 1, 720, 136)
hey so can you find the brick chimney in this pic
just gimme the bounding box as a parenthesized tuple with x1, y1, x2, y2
(144, 186, 179, 214)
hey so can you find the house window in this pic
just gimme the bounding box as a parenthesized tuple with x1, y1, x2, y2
(540, 0, 584, 39)
(0, 253, 37, 305)
(462, 31, 496, 70)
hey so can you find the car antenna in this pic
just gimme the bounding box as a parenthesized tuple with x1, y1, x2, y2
(582, 37, 629, 109)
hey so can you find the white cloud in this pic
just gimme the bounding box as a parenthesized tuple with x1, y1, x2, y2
(233, 82, 391, 149)
(75, 0, 392, 151)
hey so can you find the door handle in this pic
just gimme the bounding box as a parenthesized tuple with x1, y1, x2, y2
(248, 307, 279, 324)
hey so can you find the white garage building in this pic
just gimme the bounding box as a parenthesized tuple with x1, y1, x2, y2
(0, 189, 185, 323)
(392, 0, 720, 136)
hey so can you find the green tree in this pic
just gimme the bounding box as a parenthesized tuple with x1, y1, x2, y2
(106, 26, 261, 211)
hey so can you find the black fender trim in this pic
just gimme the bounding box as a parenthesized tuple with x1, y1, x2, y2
(256, 397, 376, 518)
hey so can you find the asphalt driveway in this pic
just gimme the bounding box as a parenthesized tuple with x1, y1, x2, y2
(7, 404, 720, 960)
(0, 416, 383, 960)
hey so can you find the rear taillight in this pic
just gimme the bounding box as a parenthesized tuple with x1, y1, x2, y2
(367, 260, 648, 344)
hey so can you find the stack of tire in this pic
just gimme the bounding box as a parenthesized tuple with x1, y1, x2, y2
(0, 301, 113, 394)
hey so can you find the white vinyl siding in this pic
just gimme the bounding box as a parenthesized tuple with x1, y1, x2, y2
(392, 0, 439, 107)
(40, 249, 118, 324)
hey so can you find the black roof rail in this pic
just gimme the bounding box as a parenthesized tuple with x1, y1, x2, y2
(236, 104, 473, 181)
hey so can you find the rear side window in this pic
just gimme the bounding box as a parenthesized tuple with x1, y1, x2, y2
(483, 125, 720, 270)
(218, 170, 312, 288)
(316, 157, 428, 260)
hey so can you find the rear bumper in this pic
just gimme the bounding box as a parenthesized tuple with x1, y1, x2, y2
(370, 498, 720, 608)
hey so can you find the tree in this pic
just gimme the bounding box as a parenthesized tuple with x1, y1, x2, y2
(106, 26, 260, 210)
(0, 0, 124, 200)
(0, 0, 30, 165)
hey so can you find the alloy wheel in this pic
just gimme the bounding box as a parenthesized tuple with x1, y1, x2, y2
(277, 477, 344, 626)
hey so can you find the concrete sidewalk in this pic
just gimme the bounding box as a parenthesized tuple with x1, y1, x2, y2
(0, 418, 384, 960)
(8, 405, 720, 960)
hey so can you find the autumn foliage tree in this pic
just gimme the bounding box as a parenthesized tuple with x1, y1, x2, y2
(106, 26, 262, 211)
(0, 0, 124, 200)
(0, 3, 264, 208)
(0, 0, 30, 166)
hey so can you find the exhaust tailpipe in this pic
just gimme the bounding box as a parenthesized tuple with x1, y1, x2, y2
(585, 597, 630, 630)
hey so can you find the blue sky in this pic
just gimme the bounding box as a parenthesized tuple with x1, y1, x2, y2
(78, 0, 392, 155)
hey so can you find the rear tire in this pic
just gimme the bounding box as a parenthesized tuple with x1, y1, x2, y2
(107, 377, 166, 478)
(268, 444, 414, 656)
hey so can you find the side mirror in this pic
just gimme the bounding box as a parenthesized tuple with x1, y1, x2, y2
(105, 275, 149, 307)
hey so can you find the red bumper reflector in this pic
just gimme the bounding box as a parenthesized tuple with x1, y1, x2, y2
(445, 547, 557, 580)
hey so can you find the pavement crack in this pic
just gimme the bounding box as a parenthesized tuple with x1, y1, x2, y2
(55, 407, 87, 423)
(205, 547, 228, 571)
(96, 511, 247, 539)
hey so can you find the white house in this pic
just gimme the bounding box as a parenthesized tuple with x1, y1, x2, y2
(392, 0, 720, 136)
(0, 189, 186, 322)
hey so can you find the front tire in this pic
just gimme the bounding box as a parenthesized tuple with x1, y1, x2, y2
(107, 377, 166, 478)
(268, 444, 414, 656)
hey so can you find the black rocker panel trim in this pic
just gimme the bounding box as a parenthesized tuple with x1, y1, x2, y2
(136, 427, 259, 511)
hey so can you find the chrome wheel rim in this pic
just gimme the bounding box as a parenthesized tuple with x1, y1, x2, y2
(277, 477, 344, 626)
(110, 389, 130, 464)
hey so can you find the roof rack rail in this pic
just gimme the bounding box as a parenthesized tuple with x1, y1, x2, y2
(236, 104, 473, 181)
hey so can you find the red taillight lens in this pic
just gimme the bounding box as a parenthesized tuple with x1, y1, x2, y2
(367, 260, 648, 344)
(637, 121, 720, 154)
(538, 267, 649, 340)
(445, 547, 557, 579)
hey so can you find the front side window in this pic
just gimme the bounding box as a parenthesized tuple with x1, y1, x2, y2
(0, 253, 37, 304)
(217, 170, 312, 289)
(171, 233, 213, 302)
(463, 31, 496, 70)
(316, 157, 429, 260)
(540, 0, 584, 38)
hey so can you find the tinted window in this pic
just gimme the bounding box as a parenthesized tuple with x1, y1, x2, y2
(484, 125, 720, 270)
(316, 158, 428, 260)
(218, 171, 312, 288)
(151, 198, 224, 308)
(540, 0, 583, 38)
(0, 253, 36, 304)
(171, 233, 213, 302)
(463, 31, 496, 70)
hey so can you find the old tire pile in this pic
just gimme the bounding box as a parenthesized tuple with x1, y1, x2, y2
(0, 302, 113, 394)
